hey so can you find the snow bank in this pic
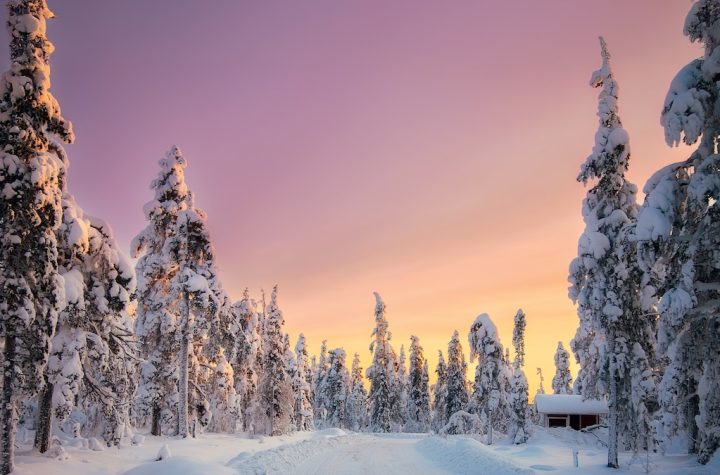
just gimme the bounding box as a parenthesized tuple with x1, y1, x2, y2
(227, 433, 347, 474)
(416, 436, 533, 474)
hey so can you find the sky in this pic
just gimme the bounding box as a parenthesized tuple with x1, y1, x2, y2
(2, 1, 702, 394)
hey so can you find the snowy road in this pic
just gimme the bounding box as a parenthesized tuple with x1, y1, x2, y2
(293, 435, 449, 475)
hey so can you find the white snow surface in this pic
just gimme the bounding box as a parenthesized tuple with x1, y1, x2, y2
(9, 427, 719, 475)
(534, 394, 608, 415)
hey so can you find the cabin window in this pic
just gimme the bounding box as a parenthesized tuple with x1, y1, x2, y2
(547, 415, 568, 428)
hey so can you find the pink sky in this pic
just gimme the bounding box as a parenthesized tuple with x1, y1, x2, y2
(3, 1, 701, 391)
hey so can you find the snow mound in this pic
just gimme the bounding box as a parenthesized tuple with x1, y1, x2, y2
(227, 434, 348, 474)
(415, 436, 533, 474)
(123, 457, 235, 475)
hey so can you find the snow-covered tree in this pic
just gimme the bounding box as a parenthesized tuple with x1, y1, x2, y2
(405, 336, 430, 432)
(318, 348, 349, 429)
(292, 333, 314, 431)
(633, 1, 720, 464)
(0, 1, 74, 471)
(508, 309, 530, 444)
(468, 315, 508, 437)
(132, 146, 219, 438)
(366, 292, 398, 433)
(346, 352, 368, 431)
(232, 289, 260, 431)
(536, 368, 546, 395)
(313, 339, 329, 426)
(512, 309, 526, 367)
(446, 330, 469, 421)
(569, 38, 656, 467)
(206, 347, 237, 433)
(431, 350, 449, 432)
(391, 344, 408, 430)
(552, 342, 573, 395)
(41, 193, 137, 450)
(253, 286, 293, 435)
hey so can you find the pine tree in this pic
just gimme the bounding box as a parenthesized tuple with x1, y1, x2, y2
(0, 1, 74, 472)
(346, 352, 368, 431)
(318, 348, 350, 429)
(132, 146, 220, 437)
(468, 315, 508, 438)
(552, 342, 573, 395)
(292, 333, 314, 431)
(445, 330, 469, 421)
(253, 286, 293, 435)
(366, 292, 397, 433)
(405, 336, 430, 432)
(569, 38, 656, 467)
(431, 350, 449, 432)
(634, 1, 720, 464)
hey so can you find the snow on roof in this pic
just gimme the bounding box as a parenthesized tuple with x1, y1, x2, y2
(535, 394, 608, 415)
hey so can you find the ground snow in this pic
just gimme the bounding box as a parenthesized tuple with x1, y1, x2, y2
(10, 427, 719, 475)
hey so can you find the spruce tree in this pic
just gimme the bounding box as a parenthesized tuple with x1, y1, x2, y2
(468, 314, 508, 438)
(346, 352, 369, 431)
(509, 309, 531, 444)
(42, 195, 137, 450)
(132, 146, 220, 437)
(253, 286, 293, 435)
(405, 336, 430, 432)
(391, 344, 408, 430)
(0, 1, 73, 472)
(431, 350, 449, 432)
(635, 1, 720, 463)
(445, 330, 469, 421)
(232, 289, 259, 431)
(366, 292, 397, 433)
(569, 38, 656, 467)
(313, 339, 329, 426)
(318, 348, 350, 429)
(292, 333, 314, 431)
(552, 342, 573, 395)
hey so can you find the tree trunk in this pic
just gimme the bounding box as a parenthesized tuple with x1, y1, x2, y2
(1, 335, 17, 475)
(34, 379, 54, 453)
(178, 292, 190, 438)
(151, 402, 161, 436)
(607, 329, 619, 469)
(687, 392, 699, 454)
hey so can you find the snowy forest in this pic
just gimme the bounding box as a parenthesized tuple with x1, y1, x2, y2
(1, 0, 720, 474)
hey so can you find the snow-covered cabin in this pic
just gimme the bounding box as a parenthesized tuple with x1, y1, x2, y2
(534, 394, 607, 430)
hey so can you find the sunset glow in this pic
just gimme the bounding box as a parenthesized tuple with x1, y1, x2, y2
(5, 0, 702, 395)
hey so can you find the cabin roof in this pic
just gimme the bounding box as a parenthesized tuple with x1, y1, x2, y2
(535, 394, 608, 415)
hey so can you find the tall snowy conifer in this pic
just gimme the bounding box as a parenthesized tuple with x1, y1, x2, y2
(552, 342, 573, 395)
(313, 339, 329, 426)
(431, 350, 449, 432)
(405, 336, 430, 432)
(232, 289, 259, 431)
(132, 146, 219, 437)
(634, 1, 720, 463)
(346, 352, 368, 431)
(318, 348, 350, 429)
(568, 38, 655, 467)
(445, 330, 469, 421)
(468, 315, 508, 436)
(41, 194, 137, 450)
(0, 1, 73, 472)
(253, 286, 293, 435)
(366, 292, 397, 433)
(509, 309, 530, 444)
(292, 333, 314, 431)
